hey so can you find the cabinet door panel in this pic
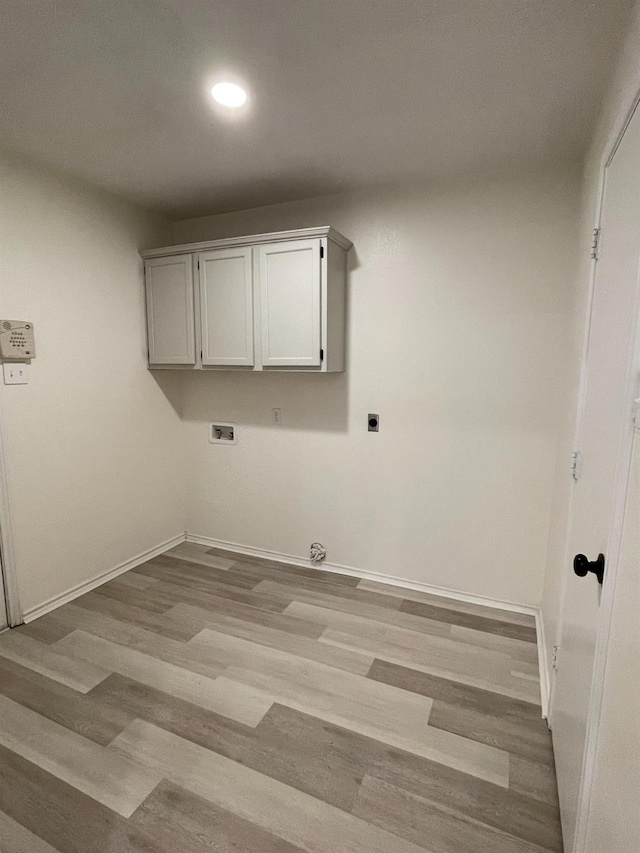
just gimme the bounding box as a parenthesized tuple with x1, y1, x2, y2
(199, 248, 254, 367)
(145, 255, 195, 365)
(259, 239, 321, 367)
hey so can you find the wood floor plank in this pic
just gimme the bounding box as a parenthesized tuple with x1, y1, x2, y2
(90, 672, 255, 763)
(400, 598, 538, 643)
(172, 602, 373, 675)
(509, 756, 561, 808)
(134, 779, 307, 853)
(0, 696, 161, 817)
(48, 604, 232, 681)
(70, 590, 199, 640)
(449, 624, 539, 665)
(320, 623, 538, 700)
(357, 581, 536, 627)
(121, 795, 217, 853)
(284, 596, 453, 638)
(368, 659, 543, 717)
(135, 555, 259, 590)
(0, 655, 133, 746)
(247, 702, 364, 812)
(0, 810, 61, 852)
(55, 630, 273, 726)
(15, 617, 76, 645)
(205, 546, 294, 570)
(0, 631, 110, 693)
(187, 628, 508, 787)
(146, 576, 290, 613)
(91, 678, 398, 820)
(166, 596, 326, 639)
(224, 662, 508, 786)
(247, 701, 549, 836)
(0, 742, 181, 852)
(255, 578, 406, 610)
(353, 719, 563, 851)
(188, 627, 429, 739)
(110, 719, 432, 853)
(93, 578, 180, 612)
(33, 598, 202, 645)
(353, 774, 555, 853)
(297, 602, 540, 703)
(108, 570, 159, 589)
(428, 700, 554, 765)
(167, 541, 236, 569)
(315, 606, 537, 676)
(226, 559, 363, 589)
(356, 636, 540, 703)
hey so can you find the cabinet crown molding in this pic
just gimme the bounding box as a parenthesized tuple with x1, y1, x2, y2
(141, 226, 352, 259)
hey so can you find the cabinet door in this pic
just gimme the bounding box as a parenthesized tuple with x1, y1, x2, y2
(199, 248, 254, 367)
(145, 255, 195, 365)
(259, 239, 321, 368)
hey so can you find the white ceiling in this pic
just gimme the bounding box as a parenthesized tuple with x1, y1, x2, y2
(0, 0, 632, 218)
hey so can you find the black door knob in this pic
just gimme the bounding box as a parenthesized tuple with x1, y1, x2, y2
(573, 553, 605, 585)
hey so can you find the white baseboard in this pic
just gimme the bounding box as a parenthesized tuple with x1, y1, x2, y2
(22, 532, 186, 623)
(535, 607, 551, 721)
(186, 533, 539, 618)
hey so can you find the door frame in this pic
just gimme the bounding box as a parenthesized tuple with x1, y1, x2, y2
(0, 406, 22, 626)
(552, 87, 640, 853)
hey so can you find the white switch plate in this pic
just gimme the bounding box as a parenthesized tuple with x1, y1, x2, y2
(3, 363, 28, 385)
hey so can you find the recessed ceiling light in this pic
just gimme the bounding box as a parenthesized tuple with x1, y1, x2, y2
(211, 82, 247, 108)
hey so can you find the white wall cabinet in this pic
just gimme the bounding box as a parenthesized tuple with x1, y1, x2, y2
(141, 226, 351, 372)
(259, 239, 321, 368)
(199, 247, 254, 367)
(144, 255, 195, 365)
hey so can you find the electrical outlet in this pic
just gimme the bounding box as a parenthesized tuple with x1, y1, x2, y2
(3, 363, 28, 385)
(272, 408, 282, 426)
(209, 422, 236, 444)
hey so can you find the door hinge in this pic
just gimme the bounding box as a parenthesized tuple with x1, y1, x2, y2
(320, 348, 324, 362)
(320, 245, 324, 259)
(551, 645, 560, 671)
(590, 228, 601, 260)
(571, 450, 582, 481)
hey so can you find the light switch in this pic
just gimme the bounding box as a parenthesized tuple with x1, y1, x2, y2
(3, 363, 28, 385)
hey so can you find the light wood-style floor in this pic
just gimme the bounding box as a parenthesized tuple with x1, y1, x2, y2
(0, 543, 562, 852)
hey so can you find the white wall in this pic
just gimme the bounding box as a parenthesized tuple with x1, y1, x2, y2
(173, 170, 579, 606)
(0, 150, 186, 616)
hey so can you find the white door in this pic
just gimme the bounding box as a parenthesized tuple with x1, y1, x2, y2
(199, 247, 254, 367)
(145, 255, 195, 365)
(259, 239, 321, 368)
(581, 413, 640, 853)
(552, 103, 640, 851)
